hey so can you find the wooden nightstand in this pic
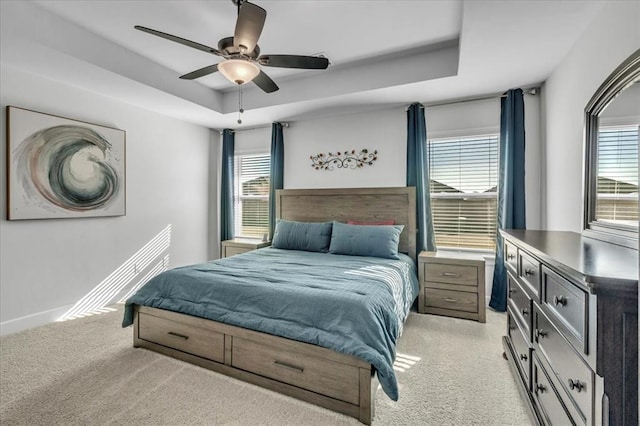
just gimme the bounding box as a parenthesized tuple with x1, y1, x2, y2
(221, 238, 270, 258)
(418, 251, 486, 322)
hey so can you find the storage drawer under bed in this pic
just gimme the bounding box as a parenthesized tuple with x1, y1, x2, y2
(137, 312, 225, 363)
(231, 336, 361, 405)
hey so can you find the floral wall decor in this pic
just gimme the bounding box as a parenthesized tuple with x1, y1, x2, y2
(310, 148, 378, 170)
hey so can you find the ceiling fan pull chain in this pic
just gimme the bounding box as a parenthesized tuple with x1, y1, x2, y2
(237, 85, 244, 124)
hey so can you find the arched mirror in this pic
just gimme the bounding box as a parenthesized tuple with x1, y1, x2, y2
(583, 49, 640, 249)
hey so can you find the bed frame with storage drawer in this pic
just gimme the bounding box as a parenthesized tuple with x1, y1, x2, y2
(501, 230, 638, 426)
(130, 187, 417, 425)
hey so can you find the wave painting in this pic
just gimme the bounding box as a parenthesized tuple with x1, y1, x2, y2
(7, 107, 125, 220)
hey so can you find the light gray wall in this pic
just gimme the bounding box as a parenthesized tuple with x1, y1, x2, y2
(0, 66, 213, 335)
(284, 107, 407, 189)
(541, 0, 640, 231)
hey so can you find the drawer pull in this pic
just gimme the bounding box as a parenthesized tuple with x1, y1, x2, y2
(274, 360, 304, 373)
(507, 254, 515, 260)
(508, 288, 516, 296)
(443, 297, 458, 303)
(442, 272, 459, 277)
(553, 295, 567, 306)
(535, 384, 546, 394)
(519, 353, 528, 361)
(524, 268, 535, 276)
(521, 308, 529, 316)
(535, 329, 548, 339)
(568, 378, 585, 392)
(167, 331, 189, 340)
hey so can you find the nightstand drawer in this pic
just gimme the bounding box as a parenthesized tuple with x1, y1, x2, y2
(425, 263, 478, 287)
(221, 239, 270, 258)
(425, 288, 478, 313)
(224, 246, 252, 257)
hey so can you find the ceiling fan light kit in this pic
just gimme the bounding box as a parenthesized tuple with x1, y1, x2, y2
(218, 59, 260, 85)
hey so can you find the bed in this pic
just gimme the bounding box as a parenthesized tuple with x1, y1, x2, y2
(122, 186, 418, 424)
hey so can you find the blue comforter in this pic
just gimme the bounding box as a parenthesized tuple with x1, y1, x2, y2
(122, 248, 419, 400)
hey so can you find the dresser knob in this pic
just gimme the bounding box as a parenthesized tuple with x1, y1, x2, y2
(568, 378, 585, 392)
(535, 384, 546, 394)
(524, 268, 534, 276)
(553, 295, 567, 306)
(509, 288, 516, 296)
(521, 308, 529, 316)
(507, 254, 515, 260)
(535, 329, 548, 339)
(519, 353, 528, 361)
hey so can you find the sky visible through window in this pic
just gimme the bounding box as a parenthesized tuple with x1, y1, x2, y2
(428, 135, 499, 193)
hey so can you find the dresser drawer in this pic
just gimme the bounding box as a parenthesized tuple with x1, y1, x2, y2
(138, 312, 225, 363)
(534, 308, 592, 425)
(425, 288, 478, 313)
(519, 251, 541, 299)
(508, 310, 531, 388)
(425, 263, 478, 287)
(231, 337, 360, 405)
(533, 355, 576, 426)
(542, 267, 587, 354)
(505, 241, 518, 274)
(508, 274, 532, 340)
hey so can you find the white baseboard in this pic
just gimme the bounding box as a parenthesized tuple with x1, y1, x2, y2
(0, 304, 74, 337)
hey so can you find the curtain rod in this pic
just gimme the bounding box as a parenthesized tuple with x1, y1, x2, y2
(406, 87, 539, 110)
(219, 122, 290, 135)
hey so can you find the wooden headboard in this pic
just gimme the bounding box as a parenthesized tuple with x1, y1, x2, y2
(275, 187, 417, 261)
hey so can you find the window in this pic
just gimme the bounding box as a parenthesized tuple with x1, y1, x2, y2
(427, 135, 499, 250)
(233, 153, 270, 238)
(595, 126, 639, 226)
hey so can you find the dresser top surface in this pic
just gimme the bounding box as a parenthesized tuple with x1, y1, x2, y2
(501, 230, 638, 292)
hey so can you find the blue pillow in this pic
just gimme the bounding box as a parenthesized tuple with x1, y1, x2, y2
(329, 221, 404, 259)
(271, 219, 333, 253)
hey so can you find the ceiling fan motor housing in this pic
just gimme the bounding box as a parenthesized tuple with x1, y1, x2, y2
(218, 36, 260, 59)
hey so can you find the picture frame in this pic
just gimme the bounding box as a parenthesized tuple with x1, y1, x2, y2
(6, 106, 126, 220)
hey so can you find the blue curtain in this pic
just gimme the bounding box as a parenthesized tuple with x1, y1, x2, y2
(220, 129, 235, 242)
(490, 89, 526, 312)
(268, 122, 284, 240)
(406, 103, 436, 256)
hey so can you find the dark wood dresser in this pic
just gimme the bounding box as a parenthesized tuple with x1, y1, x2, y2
(500, 230, 638, 426)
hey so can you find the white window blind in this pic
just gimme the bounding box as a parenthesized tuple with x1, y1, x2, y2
(596, 126, 639, 226)
(233, 153, 270, 238)
(427, 135, 499, 250)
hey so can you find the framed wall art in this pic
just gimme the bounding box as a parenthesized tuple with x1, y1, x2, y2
(6, 106, 126, 220)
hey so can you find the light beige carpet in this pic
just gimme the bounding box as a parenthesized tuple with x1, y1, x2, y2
(1, 306, 530, 425)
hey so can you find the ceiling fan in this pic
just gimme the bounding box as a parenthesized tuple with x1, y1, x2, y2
(134, 0, 329, 93)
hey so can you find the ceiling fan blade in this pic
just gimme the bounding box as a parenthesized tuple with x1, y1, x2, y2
(135, 25, 222, 56)
(252, 70, 279, 93)
(179, 64, 219, 80)
(258, 55, 329, 69)
(233, 2, 266, 54)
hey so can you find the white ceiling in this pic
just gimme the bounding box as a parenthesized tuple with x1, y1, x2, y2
(1, 0, 605, 129)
